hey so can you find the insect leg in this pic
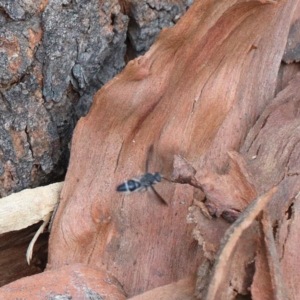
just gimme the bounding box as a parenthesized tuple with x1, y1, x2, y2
(149, 185, 168, 206)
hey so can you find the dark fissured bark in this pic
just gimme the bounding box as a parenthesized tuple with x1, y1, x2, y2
(0, 0, 129, 196)
(125, 0, 193, 57)
(0, 0, 191, 197)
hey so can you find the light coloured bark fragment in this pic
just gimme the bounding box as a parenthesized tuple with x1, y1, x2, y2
(0, 182, 63, 234)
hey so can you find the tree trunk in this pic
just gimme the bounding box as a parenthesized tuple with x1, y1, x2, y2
(1, 0, 300, 299)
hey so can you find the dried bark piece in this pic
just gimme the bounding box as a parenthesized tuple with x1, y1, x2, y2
(187, 205, 229, 260)
(0, 182, 63, 267)
(0, 181, 63, 234)
(242, 211, 291, 300)
(172, 152, 257, 223)
(282, 3, 300, 63)
(261, 212, 290, 300)
(197, 151, 257, 223)
(242, 72, 300, 194)
(250, 229, 274, 300)
(241, 72, 300, 295)
(47, 0, 297, 297)
(129, 276, 197, 300)
(239, 70, 300, 300)
(171, 155, 199, 186)
(203, 187, 277, 300)
(26, 212, 51, 265)
(0, 264, 126, 300)
(195, 259, 214, 299)
(273, 190, 300, 299)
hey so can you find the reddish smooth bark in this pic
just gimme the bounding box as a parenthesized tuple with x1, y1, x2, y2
(46, 0, 298, 298)
(0, 264, 126, 299)
(2, 0, 299, 299)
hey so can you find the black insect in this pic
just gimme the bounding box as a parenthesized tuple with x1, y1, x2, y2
(116, 172, 168, 205)
(116, 146, 168, 206)
(116, 172, 161, 192)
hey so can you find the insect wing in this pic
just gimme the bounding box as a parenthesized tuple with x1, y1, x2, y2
(145, 144, 155, 173)
(149, 185, 168, 206)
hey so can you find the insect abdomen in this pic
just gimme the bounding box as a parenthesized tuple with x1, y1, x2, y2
(116, 179, 141, 192)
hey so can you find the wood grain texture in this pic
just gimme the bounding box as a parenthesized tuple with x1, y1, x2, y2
(0, 264, 126, 300)
(43, 0, 300, 298)
(1, 0, 299, 298)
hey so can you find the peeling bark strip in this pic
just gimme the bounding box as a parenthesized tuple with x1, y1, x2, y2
(261, 212, 290, 300)
(1, 0, 300, 299)
(242, 71, 300, 300)
(0, 264, 126, 299)
(0, 0, 194, 290)
(0, 182, 63, 234)
(0, 182, 63, 265)
(204, 187, 277, 300)
(128, 275, 197, 300)
(171, 151, 257, 222)
(46, 0, 298, 298)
